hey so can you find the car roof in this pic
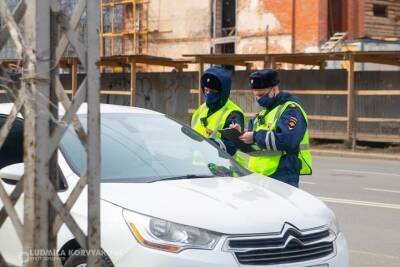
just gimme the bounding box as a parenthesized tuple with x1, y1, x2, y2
(0, 103, 163, 117)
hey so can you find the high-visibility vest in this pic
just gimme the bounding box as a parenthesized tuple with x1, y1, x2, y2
(191, 100, 243, 139)
(246, 101, 313, 176)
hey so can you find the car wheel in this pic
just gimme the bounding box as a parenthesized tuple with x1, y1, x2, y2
(64, 249, 114, 267)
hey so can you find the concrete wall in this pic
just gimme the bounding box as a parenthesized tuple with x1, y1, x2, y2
(146, 0, 331, 71)
(60, 72, 197, 123)
(147, 0, 212, 71)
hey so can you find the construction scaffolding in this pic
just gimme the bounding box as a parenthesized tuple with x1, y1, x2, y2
(101, 0, 150, 57)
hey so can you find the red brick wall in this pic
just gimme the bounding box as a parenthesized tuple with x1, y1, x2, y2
(237, 0, 370, 54)
(346, 0, 365, 38)
(259, 0, 329, 52)
(295, 0, 328, 52)
(261, 0, 293, 35)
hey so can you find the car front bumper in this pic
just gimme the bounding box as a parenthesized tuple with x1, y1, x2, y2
(114, 232, 349, 267)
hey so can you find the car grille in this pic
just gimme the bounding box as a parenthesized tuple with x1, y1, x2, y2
(225, 223, 335, 266)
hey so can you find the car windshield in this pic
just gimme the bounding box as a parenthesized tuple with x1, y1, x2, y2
(59, 113, 250, 182)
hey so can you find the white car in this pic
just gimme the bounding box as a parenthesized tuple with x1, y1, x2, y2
(0, 103, 348, 267)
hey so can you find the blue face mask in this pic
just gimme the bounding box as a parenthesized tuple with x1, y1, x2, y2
(257, 94, 276, 109)
(204, 92, 220, 107)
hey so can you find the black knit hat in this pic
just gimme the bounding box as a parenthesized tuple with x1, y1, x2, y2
(249, 69, 280, 89)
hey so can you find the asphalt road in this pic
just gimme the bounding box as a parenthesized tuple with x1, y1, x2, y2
(299, 155, 400, 267)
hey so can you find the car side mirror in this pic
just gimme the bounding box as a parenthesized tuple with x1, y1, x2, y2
(0, 163, 24, 181)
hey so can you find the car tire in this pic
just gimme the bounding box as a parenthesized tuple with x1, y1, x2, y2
(64, 249, 114, 267)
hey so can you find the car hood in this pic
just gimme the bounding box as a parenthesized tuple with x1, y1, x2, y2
(100, 174, 333, 235)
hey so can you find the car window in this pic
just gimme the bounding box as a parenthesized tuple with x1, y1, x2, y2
(0, 114, 67, 190)
(0, 115, 23, 170)
(59, 113, 250, 182)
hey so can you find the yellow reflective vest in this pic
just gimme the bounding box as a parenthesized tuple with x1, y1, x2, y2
(246, 101, 312, 176)
(191, 100, 243, 139)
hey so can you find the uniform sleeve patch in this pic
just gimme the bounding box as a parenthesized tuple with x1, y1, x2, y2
(288, 117, 297, 130)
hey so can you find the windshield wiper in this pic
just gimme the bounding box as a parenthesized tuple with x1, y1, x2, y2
(152, 174, 216, 182)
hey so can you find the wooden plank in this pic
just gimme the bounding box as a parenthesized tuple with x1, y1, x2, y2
(44, 178, 87, 249)
(310, 131, 347, 140)
(190, 89, 400, 96)
(55, 78, 88, 150)
(87, 0, 102, 264)
(308, 115, 348, 121)
(365, 21, 400, 27)
(196, 58, 249, 66)
(0, 179, 23, 228)
(0, 95, 25, 149)
(54, 172, 87, 234)
(0, 182, 23, 242)
(364, 1, 400, 9)
(65, 90, 131, 96)
(198, 61, 204, 106)
(355, 133, 400, 143)
(189, 110, 348, 122)
(100, 0, 104, 45)
(354, 55, 400, 63)
(356, 117, 400, 123)
(71, 59, 78, 96)
(356, 90, 400, 96)
(48, 78, 88, 160)
(289, 90, 348, 95)
(133, 0, 136, 54)
(102, 90, 131, 96)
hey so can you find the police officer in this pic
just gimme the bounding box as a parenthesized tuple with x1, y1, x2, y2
(232, 69, 312, 187)
(191, 66, 244, 156)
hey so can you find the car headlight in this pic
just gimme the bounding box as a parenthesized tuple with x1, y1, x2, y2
(328, 214, 340, 236)
(123, 209, 221, 253)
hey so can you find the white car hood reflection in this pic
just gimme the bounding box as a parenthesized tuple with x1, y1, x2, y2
(100, 173, 331, 235)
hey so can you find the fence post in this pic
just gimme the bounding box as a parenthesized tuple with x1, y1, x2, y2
(130, 59, 136, 106)
(198, 60, 204, 106)
(346, 54, 356, 149)
(72, 58, 78, 96)
(87, 0, 101, 265)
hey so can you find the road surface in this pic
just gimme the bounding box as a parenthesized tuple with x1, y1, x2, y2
(300, 155, 400, 267)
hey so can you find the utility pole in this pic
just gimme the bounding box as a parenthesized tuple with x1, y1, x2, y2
(0, 0, 101, 266)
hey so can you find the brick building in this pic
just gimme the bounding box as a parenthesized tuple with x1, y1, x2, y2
(143, 0, 399, 70)
(2, 0, 399, 70)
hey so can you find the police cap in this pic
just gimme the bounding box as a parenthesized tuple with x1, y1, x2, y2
(249, 69, 280, 89)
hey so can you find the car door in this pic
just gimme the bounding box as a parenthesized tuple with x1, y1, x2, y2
(0, 113, 73, 265)
(0, 114, 25, 265)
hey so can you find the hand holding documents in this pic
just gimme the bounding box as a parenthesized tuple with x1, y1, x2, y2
(219, 128, 260, 153)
